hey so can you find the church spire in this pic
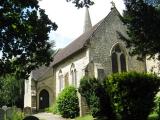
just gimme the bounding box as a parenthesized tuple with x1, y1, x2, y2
(83, 7, 92, 33)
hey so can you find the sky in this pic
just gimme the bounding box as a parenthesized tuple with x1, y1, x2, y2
(39, 0, 125, 49)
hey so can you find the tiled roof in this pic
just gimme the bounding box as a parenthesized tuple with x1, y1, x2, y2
(52, 18, 104, 66)
(32, 65, 49, 80)
(31, 50, 60, 80)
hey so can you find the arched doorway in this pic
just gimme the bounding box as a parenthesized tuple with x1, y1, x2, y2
(39, 89, 49, 109)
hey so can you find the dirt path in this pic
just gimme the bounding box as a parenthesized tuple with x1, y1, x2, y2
(34, 112, 73, 120)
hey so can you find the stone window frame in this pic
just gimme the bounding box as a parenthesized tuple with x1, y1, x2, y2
(110, 43, 128, 73)
(58, 69, 63, 92)
(70, 63, 77, 87)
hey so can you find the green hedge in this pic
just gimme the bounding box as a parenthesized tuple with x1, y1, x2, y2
(106, 72, 160, 120)
(57, 86, 79, 118)
(79, 77, 116, 120)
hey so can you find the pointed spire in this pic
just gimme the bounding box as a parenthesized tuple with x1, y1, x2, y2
(83, 7, 92, 33)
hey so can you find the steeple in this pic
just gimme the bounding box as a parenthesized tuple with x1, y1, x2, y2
(83, 7, 92, 33)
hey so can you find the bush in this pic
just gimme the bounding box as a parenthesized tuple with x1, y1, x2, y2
(79, 77, 116, 120)
(45, 102, 59, 114)
(57, 86, 79, 118)
(12, 111, 24, 120)
(148, 113, 158, 120)
(153, 92, 160, 119)
(106, 72, 160, 120)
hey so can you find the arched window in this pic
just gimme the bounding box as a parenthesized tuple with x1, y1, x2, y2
(58, 70, 63, 92)
(120, 53, 127, 72)
(70, 63, 77, 87)
(111, 52, 118, 73)
(111, 44, 127, 73)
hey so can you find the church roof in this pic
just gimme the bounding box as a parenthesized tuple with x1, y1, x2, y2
(32, 65, 49, 80)
(31, 50, 60, 80)
(52, 19, 103, 66)
(52, 7, 119, 66)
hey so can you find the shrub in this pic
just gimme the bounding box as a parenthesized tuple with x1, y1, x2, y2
(79, 77, 116, 120)
(153, 92, 160, 119)
(148, 113, 158, 120)
(12, 111, 24, 120)
(45, 102, 59, 114)
(106, 72, 160, 120)
(57, 86, 79, 118)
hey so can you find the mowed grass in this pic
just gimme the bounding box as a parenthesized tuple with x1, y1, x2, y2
(75, 115, 93, 120)
(75, 114, 159, 120)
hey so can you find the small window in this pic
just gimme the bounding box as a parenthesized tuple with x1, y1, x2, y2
(112, 52, 118, 73)
(58, 70, 63, 92)
(64, 73, 69, 87)
(70, 63, 77, 87)
(120, 53, 127, 72)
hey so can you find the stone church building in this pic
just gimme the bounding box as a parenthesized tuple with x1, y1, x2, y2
(24, 6, 147, 115)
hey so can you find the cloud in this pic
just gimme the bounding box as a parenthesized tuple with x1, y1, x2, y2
(50, 31, 72, 49)
(39, 0, 125, 48)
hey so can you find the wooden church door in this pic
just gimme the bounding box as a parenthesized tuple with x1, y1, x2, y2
(39, 89, 49, 109)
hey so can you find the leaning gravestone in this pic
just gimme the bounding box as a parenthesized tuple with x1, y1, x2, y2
(0, 108, 5, 120)
(6, 107, 14, 120)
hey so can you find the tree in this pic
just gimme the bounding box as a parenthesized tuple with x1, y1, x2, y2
(66, 0, 94, 8)
(0, 0, 57, 78)
(118, 0, 160, 60)
(145, 0, 160, 6)
(0, 74, 23, 107)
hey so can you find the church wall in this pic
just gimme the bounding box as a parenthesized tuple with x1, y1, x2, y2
(89, 9, 146, 77)
(24, 74, 32, 108)
(36, 70, 56, 109)
(55, 49, 89, 97)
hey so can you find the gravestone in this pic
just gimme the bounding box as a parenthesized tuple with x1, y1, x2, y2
(2, 105, 7, 111)
(23, 107, 31, 116)
(6, 107, 14, 120)
(0, 108, 5, 120)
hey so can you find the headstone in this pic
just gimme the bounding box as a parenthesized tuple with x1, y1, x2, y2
(0, 108, 5, 120)
(23, 107, 31, 116)
(6, 107, 14, 120)
(2, 105, 7, 111)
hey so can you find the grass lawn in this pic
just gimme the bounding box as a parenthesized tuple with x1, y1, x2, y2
(75, 115, 93, 120)
(75, 114, 159, 120)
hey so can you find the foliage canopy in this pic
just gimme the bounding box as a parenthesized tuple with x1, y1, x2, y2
(0, 0, 57, 78)
(0, 74, 24, 107)
(119, 0, 160, 60)
(66, 0, 94, 8)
